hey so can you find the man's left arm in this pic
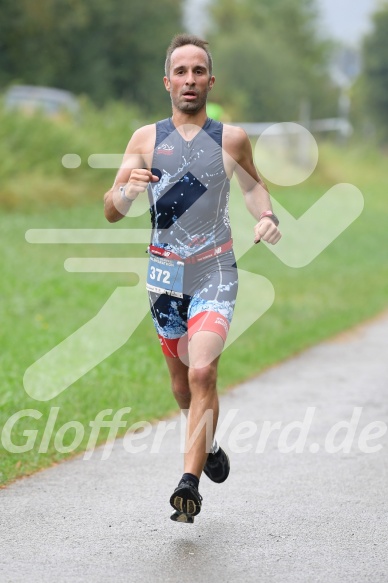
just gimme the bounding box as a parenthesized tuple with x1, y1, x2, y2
(226, 127, 282, 245)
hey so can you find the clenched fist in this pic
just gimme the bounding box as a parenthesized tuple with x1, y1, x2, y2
(254, 218, 282, 245)
(121, 169, 160, 200)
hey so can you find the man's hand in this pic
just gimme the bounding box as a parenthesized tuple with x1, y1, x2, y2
(123, 169, 159, 200)
(254, 218, 282, 245)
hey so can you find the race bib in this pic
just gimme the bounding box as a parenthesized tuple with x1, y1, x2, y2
(146, 254, 184, 298)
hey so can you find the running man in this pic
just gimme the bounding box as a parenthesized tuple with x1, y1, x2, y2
(104, 33, 281, 523)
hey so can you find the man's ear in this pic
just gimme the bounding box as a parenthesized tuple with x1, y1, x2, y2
(163, 76, 171, 92)
(208, 75, 215, 90)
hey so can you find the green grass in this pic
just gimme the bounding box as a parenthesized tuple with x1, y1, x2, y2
(0, 98, 144, 210)
(1, 129, 387, 487)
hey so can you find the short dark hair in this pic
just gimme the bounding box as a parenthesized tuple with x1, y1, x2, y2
(165, 33, 213, 77)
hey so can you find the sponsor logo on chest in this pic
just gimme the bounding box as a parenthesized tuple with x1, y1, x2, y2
(156, 143, 175, 155)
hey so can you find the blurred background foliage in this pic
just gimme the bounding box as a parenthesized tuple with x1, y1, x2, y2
(360, 3, 388, 140)
(0, 0, 387, 211)
(0, 0, 387, 134)
(0, 0, 181, 114)
(0, 0, 386, 313)
(209, 0, 339, 121)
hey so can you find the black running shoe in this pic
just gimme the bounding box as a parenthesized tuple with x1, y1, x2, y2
(203, 445, 230, 483)
(170, 479, 202, 517)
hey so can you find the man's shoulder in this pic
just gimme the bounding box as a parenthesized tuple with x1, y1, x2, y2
(222, 124, 250, 161)
(129, 123, 157, 153)
(222, 123, 249, 147)
(131, 119, 172, 143)
(132, 123, 156, 139)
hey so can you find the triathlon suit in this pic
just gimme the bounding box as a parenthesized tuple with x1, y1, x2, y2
(146, 117, 238, 358)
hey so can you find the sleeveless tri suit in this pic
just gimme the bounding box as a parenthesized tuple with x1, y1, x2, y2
(146, 117, 238, 358)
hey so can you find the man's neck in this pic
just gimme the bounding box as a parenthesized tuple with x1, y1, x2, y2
(171, 109, 208, 129)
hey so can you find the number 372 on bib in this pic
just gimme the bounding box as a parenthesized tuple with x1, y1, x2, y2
(146, 254, 184, 298)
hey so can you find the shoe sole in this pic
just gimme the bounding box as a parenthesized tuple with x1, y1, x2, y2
(170, 486, 201, 517)
(170, 511, 194, 524)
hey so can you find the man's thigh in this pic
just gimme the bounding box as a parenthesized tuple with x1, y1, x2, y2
(188, 330, 224, 370)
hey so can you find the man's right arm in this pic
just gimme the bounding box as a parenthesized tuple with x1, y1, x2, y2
(104, 125, 157, 223)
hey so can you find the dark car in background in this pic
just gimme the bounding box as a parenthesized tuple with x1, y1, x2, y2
(3, 85, 79, 119)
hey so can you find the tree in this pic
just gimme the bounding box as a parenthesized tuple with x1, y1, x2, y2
(0, 0, 182, 114)
(207, 0, 337, 121)
(362, 3, 388, 136)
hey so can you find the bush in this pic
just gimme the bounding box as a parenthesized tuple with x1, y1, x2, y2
(0, 97, 145, 210)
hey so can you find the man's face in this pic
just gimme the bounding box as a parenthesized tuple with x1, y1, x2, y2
(164, 44, 215, 114)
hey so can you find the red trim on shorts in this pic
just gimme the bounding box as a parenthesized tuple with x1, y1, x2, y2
(158, 335, 188, 358)
(158, 335, 179, 358)
(188, 311, 230, 343)
(157, 312, 229, 357)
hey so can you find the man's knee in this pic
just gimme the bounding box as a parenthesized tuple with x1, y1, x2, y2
(189, 363, 218, 393)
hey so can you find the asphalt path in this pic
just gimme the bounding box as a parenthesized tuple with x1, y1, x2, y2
(1, 313, 387, 582)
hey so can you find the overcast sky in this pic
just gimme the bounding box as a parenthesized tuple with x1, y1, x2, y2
(317, 0, 378, 45)
(184, 0, 379, 46)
